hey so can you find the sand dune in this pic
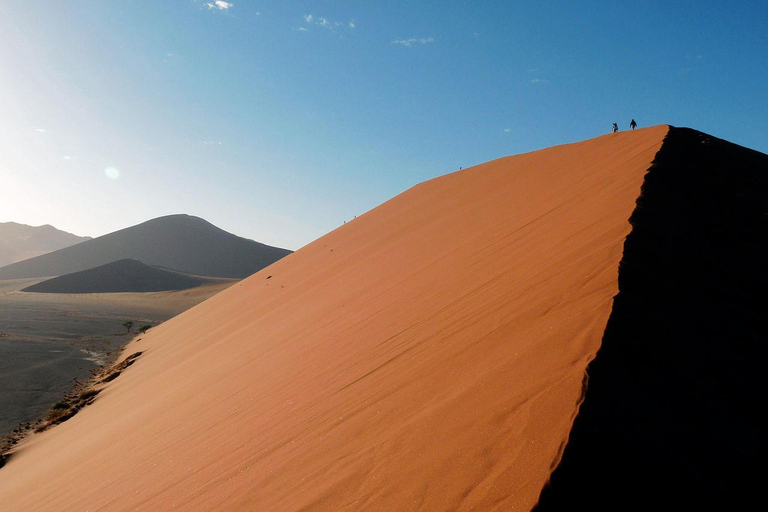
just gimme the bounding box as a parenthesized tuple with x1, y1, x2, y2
(22, 258, 232, 294)
(534, 128, 767, 510)
(0, 127, 668, 510)
(0, 214, 291, 280)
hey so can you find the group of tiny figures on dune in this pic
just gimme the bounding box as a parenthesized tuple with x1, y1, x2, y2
(612, 119, 638, 133)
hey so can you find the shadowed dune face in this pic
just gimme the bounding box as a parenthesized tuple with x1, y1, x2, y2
(0, 214, 291, 280)
(534, 128, 767, 510)
(21, 258, 230, 294)
(0, 126, 668, 511)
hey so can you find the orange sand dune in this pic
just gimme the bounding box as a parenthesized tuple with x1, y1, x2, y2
(0, 126, 668, 511)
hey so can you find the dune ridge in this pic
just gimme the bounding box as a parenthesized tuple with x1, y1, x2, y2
(534, 127, 767, 510)
(0, 126, 668, 511)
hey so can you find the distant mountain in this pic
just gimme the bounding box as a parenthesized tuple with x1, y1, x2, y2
(21, 258, 228, 293)
(0, 214, 291, 280)
(0, 222, 91, 268)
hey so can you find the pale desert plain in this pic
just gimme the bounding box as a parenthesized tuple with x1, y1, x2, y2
(0, 277, 236, 437)
(0, 124, 763, 511)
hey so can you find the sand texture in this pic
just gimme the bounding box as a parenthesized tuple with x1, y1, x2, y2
(0, 126, 668, 511)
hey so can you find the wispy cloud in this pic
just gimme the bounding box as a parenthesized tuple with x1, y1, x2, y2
(301, 14, 355, 32)
(63, 155, 74, 160)
(206, 1, 233, 10)
(34, 128, 46, 133)
(391, 37, 434, 47)
(504, 128, 512, 133)
(202, 140, 223, 146)
(530, 78, 549, 84)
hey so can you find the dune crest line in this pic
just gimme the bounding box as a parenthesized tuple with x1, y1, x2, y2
(534, 127, 767, 510)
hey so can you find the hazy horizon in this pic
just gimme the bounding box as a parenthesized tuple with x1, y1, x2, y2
(1, 1, 766, 250)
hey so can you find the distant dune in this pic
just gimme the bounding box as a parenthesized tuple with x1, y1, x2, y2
(0, 126, 762, 511)
(0, 222, 91, 268)
(21, 258, 230, 294)
(0, 214, 291, 280)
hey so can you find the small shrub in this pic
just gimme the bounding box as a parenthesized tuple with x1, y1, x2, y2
(78, 389, 100, 401)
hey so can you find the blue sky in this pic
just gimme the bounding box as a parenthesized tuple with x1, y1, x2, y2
(1, 1, 766, 250)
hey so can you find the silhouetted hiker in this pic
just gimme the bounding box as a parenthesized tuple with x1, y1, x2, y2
(630, 119, 637, 130)
(612, 122, 618, 133)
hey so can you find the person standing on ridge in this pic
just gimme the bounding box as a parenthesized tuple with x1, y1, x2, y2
(612, 122, 619, 133)
(630, 119, 637, 130)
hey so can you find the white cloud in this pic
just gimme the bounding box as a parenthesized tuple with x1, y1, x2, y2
(296, 27, 308, 32)
(392, 37, 434, 47)
(202, 140, 223, 145)
(302, 14, 354, 31)
(34, 128, 46, 133)
(206, 1, 233, 10)
(63, 155, 73, 160)
(504, 128, 512, 133)
(530, 78, 549, 84)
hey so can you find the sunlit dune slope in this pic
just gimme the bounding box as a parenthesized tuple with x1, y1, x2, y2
(0, 126, 668, 511)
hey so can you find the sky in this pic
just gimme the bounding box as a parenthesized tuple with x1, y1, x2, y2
(1, 1, 766, 251)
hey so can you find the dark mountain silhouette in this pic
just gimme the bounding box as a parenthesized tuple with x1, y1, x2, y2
(534, 128, 767, 510)
(0, 214, 291, 280)
(21, 258, 228, 294)
(0, 222, 91, 267)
